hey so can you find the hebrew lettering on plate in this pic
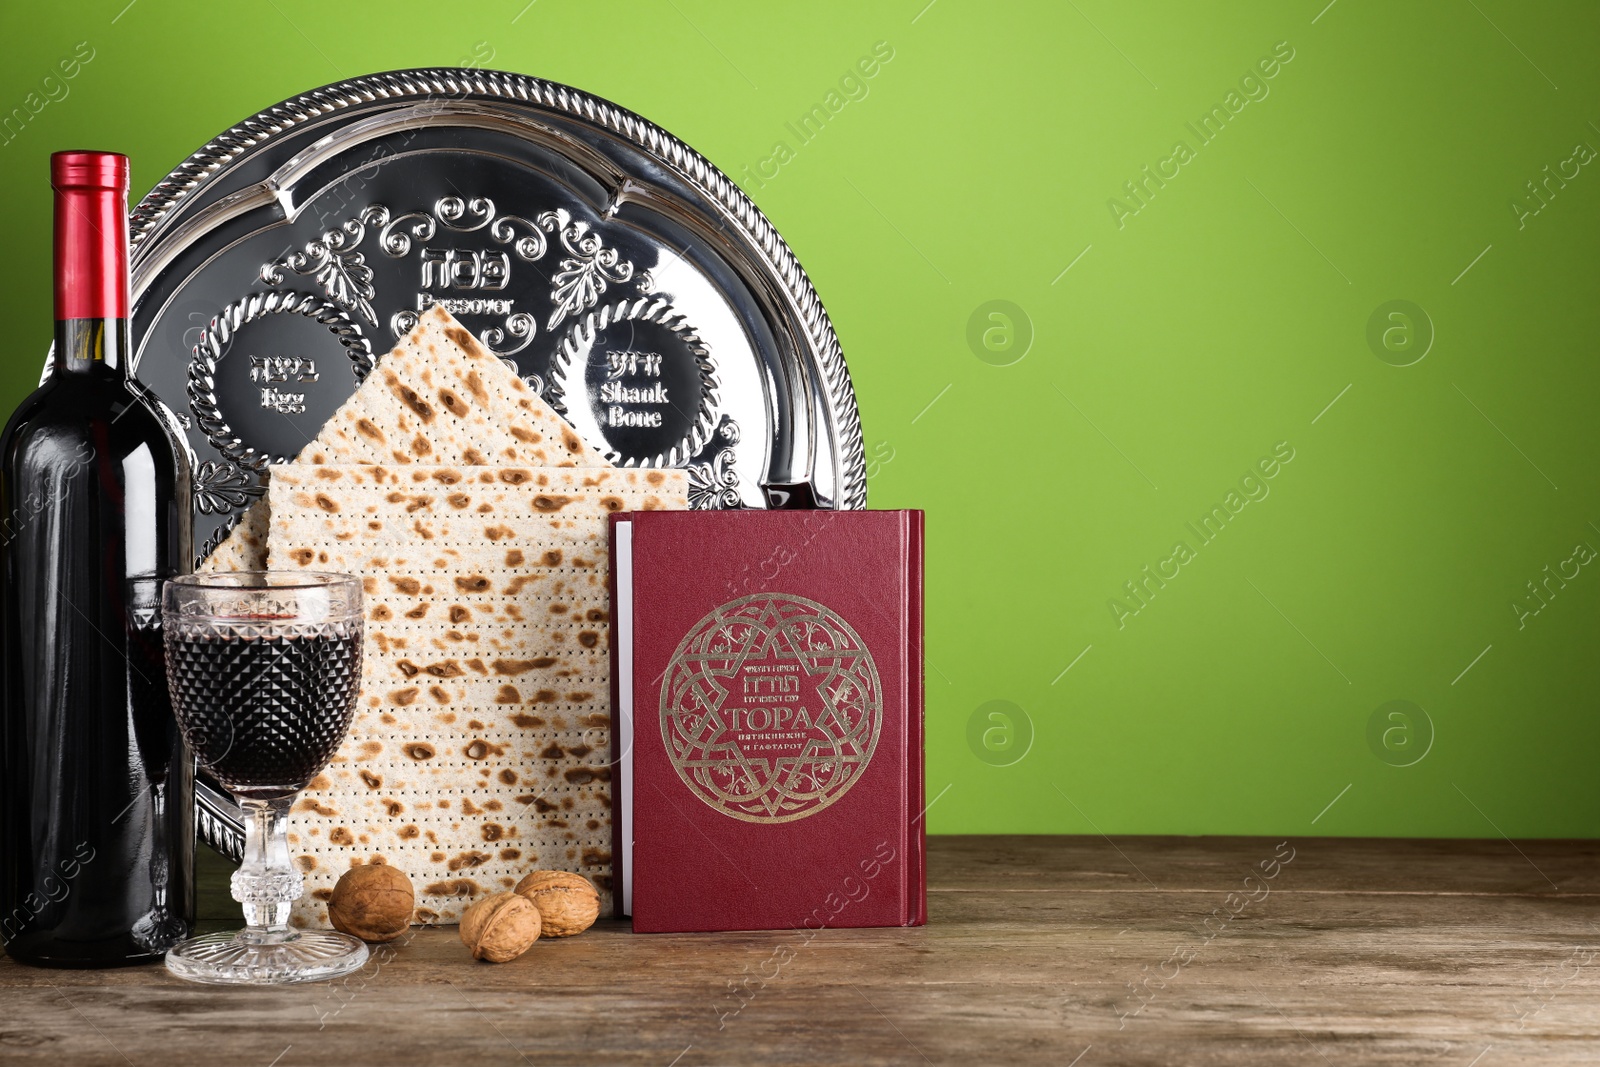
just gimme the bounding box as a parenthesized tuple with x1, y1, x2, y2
(261, 197, 581, 359)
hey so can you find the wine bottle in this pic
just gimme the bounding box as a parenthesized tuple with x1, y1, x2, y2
(0, 151, 195, 967)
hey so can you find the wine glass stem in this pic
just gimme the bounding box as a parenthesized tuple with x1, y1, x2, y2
(149, 782, 169, 910)
(231, 796, 302, 943)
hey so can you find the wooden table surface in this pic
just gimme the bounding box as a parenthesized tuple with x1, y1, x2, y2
(1, 835, 1597, 1066)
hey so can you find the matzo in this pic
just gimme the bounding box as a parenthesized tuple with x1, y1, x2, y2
(202, 307, 605, 571)
(269, 463, 687, 926)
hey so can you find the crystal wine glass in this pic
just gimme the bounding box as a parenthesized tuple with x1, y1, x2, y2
(160, 571, 366, 985)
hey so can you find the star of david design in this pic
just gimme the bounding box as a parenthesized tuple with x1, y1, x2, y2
(660, 593, 883, 824)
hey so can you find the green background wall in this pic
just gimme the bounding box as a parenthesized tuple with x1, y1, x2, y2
(1, 0, 1596, 838)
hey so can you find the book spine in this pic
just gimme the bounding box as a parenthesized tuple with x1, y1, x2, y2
(606, 512, 626, 919)
(904, 510, 927, 926)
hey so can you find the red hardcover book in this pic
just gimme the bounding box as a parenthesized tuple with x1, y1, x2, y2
(609, 509, 925, 933)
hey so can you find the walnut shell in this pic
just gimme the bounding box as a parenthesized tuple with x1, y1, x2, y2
(513, 870, 600, 937)
(459, 892, 540, 962)
(327, 863, 415, 943)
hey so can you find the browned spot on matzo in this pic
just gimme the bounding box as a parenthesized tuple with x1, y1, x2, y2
(438, 388, 468, 416)
(493, 658, 552, 675)
(394, 380, 435, 422)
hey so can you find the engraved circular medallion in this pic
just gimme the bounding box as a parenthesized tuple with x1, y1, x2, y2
(660, 593, 882, 824)
(188, 291, 373, 470)
(548, 298, 717, 468)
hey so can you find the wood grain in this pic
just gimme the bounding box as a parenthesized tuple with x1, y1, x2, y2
(2, 836, 1596, 1065)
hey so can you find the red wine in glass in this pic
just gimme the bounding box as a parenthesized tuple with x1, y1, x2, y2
(165, 626, 362, 800)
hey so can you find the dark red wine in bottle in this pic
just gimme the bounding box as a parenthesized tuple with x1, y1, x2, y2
(0, 152, 195, 967)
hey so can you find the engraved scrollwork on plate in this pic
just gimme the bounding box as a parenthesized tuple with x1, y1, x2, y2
(263, 197, 639, 358)
(434, 195, 493, 232)
(188, 291, 374, 471)
(539, 209, 634, 329)
(480, 311, 537, 357)
(686, 447, 740, 510)
(261, 216, 378, 325)
(490, 213, 547, 262)
(192, 459, 265, 516)
(272, 197, 564, 357)
(686, 417, 743, 510)
(389, 309, 420, 341)
(372, 197, 550, 264)
(373, 204, 433, 256)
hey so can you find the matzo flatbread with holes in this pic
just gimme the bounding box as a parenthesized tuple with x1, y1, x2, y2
(201, 307, 606, 571)
(269, 463, 686, 926)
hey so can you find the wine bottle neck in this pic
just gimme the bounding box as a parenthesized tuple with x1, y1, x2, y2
(54, 318, 129, 374)
(52, 151, 131, 377)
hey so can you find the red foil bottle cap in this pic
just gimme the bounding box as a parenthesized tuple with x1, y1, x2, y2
(51, 151, 130, 191)
(52, 150, 131, 321)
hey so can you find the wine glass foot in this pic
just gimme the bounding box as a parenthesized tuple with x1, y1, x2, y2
(165, 929, 368, 985)
(131, 910, 190, 953)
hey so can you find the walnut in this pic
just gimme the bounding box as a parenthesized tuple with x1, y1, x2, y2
(459, 892, 540, 962)
(513, 870, 600, 937)
(327, 862, 415, 943)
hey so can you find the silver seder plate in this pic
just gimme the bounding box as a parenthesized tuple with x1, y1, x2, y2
(48, 69, 866, 860)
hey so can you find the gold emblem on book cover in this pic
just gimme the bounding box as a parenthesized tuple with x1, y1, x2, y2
(660, 593, 883, 823)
